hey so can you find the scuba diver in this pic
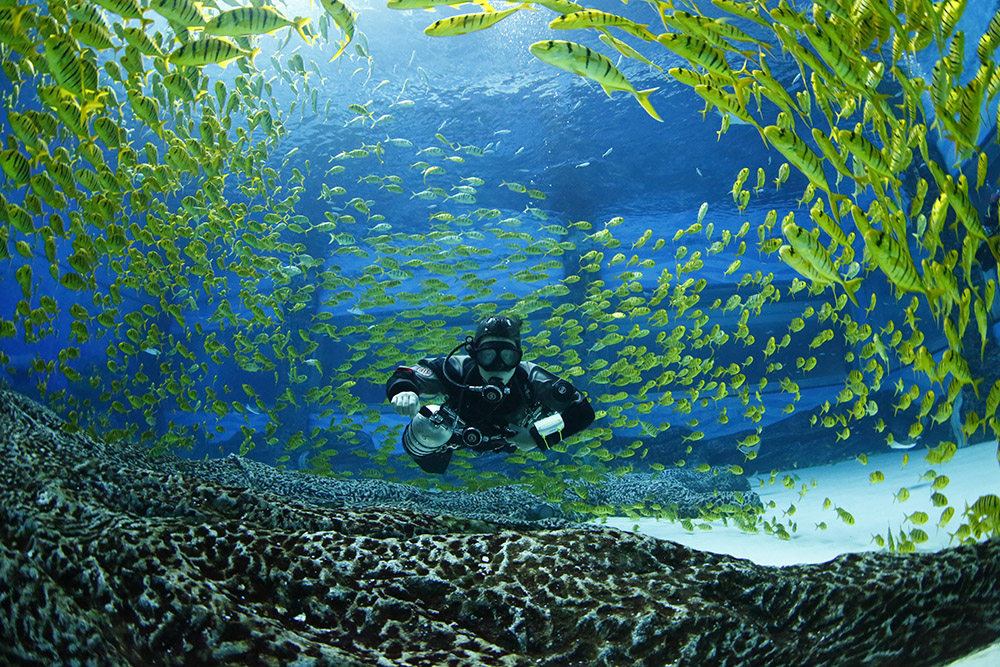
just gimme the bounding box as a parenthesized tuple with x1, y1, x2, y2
(977, 191, 1000, 267)
(385, 315, 596, 474)
(979, 191, 1000, 322)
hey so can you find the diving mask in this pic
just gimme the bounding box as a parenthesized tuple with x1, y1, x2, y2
(473, 340, 522, 372)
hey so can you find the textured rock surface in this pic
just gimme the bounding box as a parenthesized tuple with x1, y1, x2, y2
(2, 389, 999, 666)
(575, 469, 753, 517)
(161, 435, 759, 524)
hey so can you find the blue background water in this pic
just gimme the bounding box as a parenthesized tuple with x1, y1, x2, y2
(2, 0, 999, 481)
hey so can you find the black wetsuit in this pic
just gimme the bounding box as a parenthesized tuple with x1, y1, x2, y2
(386, 355, 596, 473)
(979, 194, 1000, 271)
(976, 224, 1000, 270)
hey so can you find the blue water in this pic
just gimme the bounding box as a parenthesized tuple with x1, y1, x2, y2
(1, 0, 998, 483)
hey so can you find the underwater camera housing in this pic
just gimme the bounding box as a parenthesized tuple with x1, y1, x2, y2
(404, 403, 488, 449)
(402, 378, 512, 452)
(402, 405, 454, 452)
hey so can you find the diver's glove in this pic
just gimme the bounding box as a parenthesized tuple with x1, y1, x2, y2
(390, 391, 420, 417)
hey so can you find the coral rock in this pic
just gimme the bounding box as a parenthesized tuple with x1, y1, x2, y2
(1, 390, 998, 666)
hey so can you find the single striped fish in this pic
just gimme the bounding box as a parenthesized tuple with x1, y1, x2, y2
(0, 148, 30, 185)
(149, 0, 205, 28)
(764, 126, 849, 221)
(89, 0, 147, 23)
(550, 9, 655, 41)
(657, 33, 735, 77)
(162, 71, 204, 101)
(69, 20, 115, 51)
(781, 219, 861, 305)
(387, 0, 497, 9)
(118, 25, 165, 57)
(778, 244, 829, 286)
(529, 40, 661, 121)
(167, 37, 260, 67)
(694, 84, 766, 144)
(835, 128, 898, 183)
(44, 34, 101, 104)
(811, 128, 852, 179)
(204, 7, 312, 45)
(321, 0, 356, 61)
(863, 230, 933, 297)
(93, 116, 124, 148)
(67, 0, 108, 27)
(126, 89, 165, 136)
(424, 3, 531, 36)
(599, 32, 661, 71)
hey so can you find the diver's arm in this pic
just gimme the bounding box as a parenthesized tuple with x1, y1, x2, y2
(385, 357, 448, 399)
(558, 396, 596, 438)
(386, 356, 466, 417)
(522, 363, 596, 449)
(387, 361, 433, 417)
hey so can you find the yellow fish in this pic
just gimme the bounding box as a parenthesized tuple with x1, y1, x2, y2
(204, 7, 312, 44)
(836, 127, 899, 184)
(809, 201, 852, 248)
(44, 35, 102, 104)
(149, 0, 204, 27)
(167, 37, 260, 67)
(529, 40, 661, 121)
(781, 220, 861, 305)
(941, 350, 983, 397)
(810, 128, 852, 179)
(599, 32, 662, 71)
(550, 9, 656, 41)
(0, 149, 30, 186)
(426, 4, 533, 36)
(942, 176, 1000, 263)
(321, 0, 357, 61)
(91, 0, 147, 21)
(863, 230, 939, 299)
(764, 126, 848, 220)
(924, 440, 958, 465)
(388, 0, 496, 8)
(693, 84, 767, 145)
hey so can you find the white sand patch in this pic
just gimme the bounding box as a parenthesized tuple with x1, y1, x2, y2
(945, 640, 1000, 666)
(601, 439, 1000, 567)
(598, 439, 1000, 664)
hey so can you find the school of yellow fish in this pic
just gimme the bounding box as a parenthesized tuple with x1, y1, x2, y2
(0, 0, 998, 550)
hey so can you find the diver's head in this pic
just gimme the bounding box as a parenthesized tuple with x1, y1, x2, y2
(470, 316, 522, 384)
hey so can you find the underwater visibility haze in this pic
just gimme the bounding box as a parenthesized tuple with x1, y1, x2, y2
(2, 0, 1000, 661)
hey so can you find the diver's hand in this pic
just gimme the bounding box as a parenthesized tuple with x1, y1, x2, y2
(391, 391, 419, 417)
(508, 425, 538, 451)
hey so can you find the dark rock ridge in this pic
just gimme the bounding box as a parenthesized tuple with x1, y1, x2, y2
(1, 389, 998, 666)
(171, 453, 758, 524)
